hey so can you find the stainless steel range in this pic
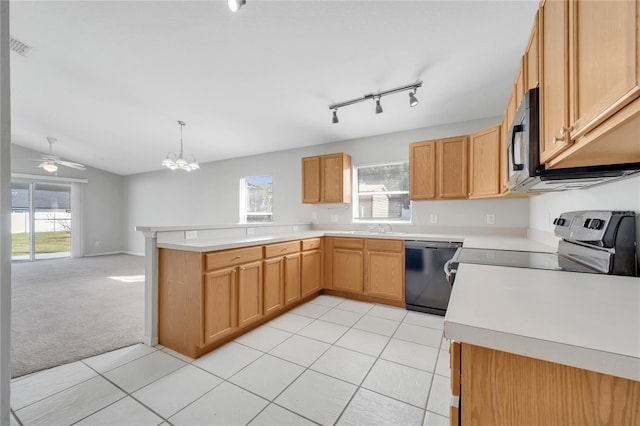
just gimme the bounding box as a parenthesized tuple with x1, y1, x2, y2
(447, 211, 638, 282)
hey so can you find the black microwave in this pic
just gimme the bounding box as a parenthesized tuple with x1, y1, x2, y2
(507, 88, 640, 192)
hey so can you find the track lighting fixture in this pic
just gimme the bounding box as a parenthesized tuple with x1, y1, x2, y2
(328, 81, 422, 123)
(375, 97, 383, 114)
(228, 0, 245, 12)
(409, 89, 419, 107)
(162, 121, 200, 172)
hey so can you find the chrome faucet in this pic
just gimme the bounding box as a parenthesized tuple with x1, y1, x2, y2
(368, 223, 392, 233)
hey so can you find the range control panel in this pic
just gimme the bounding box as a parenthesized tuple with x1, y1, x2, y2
(553, 210, 623, 243)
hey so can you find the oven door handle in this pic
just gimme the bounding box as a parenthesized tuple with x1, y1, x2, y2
(511, 123, 525, 171)
(444, 259, 456, 285)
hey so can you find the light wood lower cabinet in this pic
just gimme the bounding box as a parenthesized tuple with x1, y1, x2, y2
(325, 237, 404, 304)
(202, 267, 237, 345)
(237, 261, 263, 328)
(284, 253, 301, 305)
(365, 239, 404, 302)
(451, 342, 640, 426)
(330, 238, 365, 294)
(301, 238, 322, 298)
(263, 257, 284, 315)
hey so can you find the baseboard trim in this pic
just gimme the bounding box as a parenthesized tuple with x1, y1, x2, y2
(124, 251, 144, 257)
(83, 251, 126, 257)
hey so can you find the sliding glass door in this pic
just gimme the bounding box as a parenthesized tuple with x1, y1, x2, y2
(11, 182, 72, 261)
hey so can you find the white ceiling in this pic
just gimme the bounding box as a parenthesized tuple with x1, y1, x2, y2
(9, 0, 539, 176)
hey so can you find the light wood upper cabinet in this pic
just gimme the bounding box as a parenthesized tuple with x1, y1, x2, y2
(514, 58, 525, 109)
(237, 261, 263, 328)
(469, 125, 501, 199)
(203, 267, 237, 345)
(301, 156, 321, 203)
(539, 0, 571, 163)
(302, 153, 352, 204)
(364, 239, 404, 302)
(410, 136, 468, 200)
(438, 136, 468, 199)
(525, 11, 539, 91)
(409, 140, 437, 200)
(539, 0, 640, 167)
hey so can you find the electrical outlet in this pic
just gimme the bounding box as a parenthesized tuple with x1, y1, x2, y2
(185, 230, 198, 240)
(246, 227, 255, 235)
(292, 225, 299, 232)
(486, 214, 496, 225)
(312, 211, 318, 220)
(330, 214, 339, 223)
(94, 241, 100, 247)
(430, 214, 438, 224)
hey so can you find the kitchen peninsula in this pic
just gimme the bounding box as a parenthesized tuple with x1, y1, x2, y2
(138, 221, 640, 425)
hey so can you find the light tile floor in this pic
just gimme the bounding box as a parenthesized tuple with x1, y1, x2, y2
(10, 295, 452, 426)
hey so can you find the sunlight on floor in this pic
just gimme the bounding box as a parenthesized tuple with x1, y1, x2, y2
(108, 275, 145, 283)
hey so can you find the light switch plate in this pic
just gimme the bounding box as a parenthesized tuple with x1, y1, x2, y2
(185, 231, 198, 240)
(430, 214, 438, 224)
(486, 214, 496, 225)
(330, 214, 339, 223)
(247, 228, 255, 235)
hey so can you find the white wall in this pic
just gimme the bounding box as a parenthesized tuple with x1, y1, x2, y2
(11, 144, 125, 256)
(124, 117, 531, 254)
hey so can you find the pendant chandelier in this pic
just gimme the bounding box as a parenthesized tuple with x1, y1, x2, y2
(161, 120, 200, 172)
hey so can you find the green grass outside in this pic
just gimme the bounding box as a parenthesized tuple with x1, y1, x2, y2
(11, 231, 71, 256)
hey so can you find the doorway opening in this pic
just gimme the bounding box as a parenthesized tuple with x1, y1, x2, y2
(11, 182, 72, 261)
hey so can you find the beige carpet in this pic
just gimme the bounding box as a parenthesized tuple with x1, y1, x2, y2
(11, 254, 145, 378)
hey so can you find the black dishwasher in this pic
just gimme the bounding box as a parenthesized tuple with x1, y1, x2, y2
(405, 240, 462, 315)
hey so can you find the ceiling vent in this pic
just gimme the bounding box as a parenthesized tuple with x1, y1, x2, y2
(10, 37, 32, 57)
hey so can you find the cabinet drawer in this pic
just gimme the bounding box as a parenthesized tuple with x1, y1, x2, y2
(264, 241, 300, 258)
(206, 246, 263, 271)
(366, 239, 403, 253)
(332, 237, 364, 250)
(302, 238, 322, 251)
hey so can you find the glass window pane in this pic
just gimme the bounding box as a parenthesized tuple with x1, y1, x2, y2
(355, 194, 410, 221)
(241, 176, 273, 223)
(357, 163, 409, 193)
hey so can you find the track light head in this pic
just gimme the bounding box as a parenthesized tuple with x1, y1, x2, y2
(228, 0, 245, 12)
(375, 97, 383, 114)
(332, 109, 339, 124)
(409, 89, 419, 107)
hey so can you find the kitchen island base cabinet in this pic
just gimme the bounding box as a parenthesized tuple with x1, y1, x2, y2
(237, 261, 263, 329)
(203, 268, 237, 346)
(452, 343, 640, 426)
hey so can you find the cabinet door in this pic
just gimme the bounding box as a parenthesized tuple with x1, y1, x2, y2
(438, 136, 468, 199)
(525, 11, 539, 91)
(569, 0, 640, 140)
(409, 140, 437, 200)
(263, 257, 284, 315)
(469, 125, 501, 198)
(539, 0, 571, 163)
(499, 113, 509, 194)
(365, 241, 404, 302)
(301, 249, 322, 298)
(203, 268, 237, 345)
(321, 153, 347, 203)
(514, 58, 525, 109)
(237, 261, 263, 328)
(284, 253, 301, 305)
(302, 156, 321, 203)
(332, 248, 364, 294)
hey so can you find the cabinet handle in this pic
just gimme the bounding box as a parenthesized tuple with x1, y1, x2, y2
(234, 255, 242, 259)
(281, 248, 287, 252)
(552, 135, 565, 144)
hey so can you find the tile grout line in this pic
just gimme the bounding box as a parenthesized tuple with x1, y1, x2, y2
(333, 307, 408, 425)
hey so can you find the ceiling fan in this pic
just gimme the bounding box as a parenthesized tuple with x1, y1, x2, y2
(34, 136, 86, 173)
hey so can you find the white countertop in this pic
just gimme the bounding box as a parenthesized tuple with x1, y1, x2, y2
(444, 263, 640, 381)
(157, 230, 557, 253)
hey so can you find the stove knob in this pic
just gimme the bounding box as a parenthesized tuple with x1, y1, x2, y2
(589, 219, 604, 230)
(584, 219, 592, 228)
(555, 218, 566, 226)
